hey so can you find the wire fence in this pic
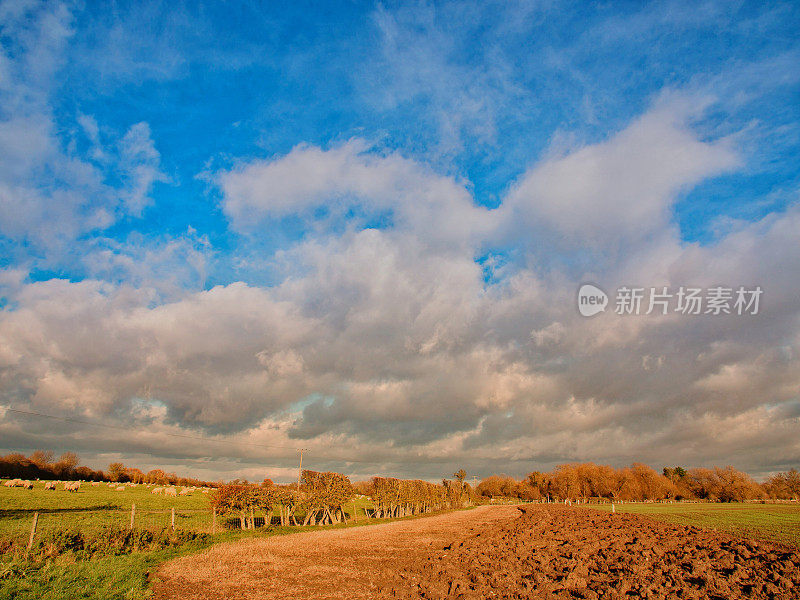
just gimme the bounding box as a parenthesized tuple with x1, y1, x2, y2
(1, 506, 227, 550)
(2, 503, 376, 551)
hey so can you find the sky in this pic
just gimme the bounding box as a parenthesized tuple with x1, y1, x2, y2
(0, 0, 798, 483)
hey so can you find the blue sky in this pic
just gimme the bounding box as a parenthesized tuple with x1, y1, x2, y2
(11, 1, 800, 275)
(1, 1, 799, 481)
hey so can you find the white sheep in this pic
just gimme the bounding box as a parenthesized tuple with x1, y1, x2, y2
(164, 487, 177, 497)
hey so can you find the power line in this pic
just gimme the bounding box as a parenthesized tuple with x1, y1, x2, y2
(1, 406, 485, 480)
(2, 407, 302, 452)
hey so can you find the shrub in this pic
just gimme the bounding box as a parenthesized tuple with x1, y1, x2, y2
(1, 524, 211, 566)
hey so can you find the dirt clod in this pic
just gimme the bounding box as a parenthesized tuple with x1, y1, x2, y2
(389, 506, 800, 600)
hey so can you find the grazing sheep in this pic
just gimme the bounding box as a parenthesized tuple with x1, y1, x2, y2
(3, 480, 15, 487)
(91, 481, 100, 486)
(44, 481, 56, 490)
(164, 487, 177, 497)
(22, 480, 33, 489)
(115, 486, 125, 491)
(64, 481, 80, 492)
(151, 487, 164, 495)
(179, 489, 190, 496)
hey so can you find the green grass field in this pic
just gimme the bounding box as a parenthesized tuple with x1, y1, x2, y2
(0, 481, 210, 513)
(0, 481, 214, 540)
(0, 479, 385, 600)
(592, 501, 800, 548)
(0, 480, 376, 537)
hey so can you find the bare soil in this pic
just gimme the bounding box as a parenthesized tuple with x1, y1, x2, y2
(391, 505, 800, 599)
(153, 505, 800, 600)
(152, 506, 518, 600)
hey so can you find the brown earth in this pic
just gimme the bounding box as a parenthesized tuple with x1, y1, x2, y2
(152, 505, 519, 600)
(391, 505, 800, 600)
(153, 504, 800, 600)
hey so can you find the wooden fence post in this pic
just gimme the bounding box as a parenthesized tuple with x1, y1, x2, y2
(212, 508, 217, 534)
(353, 501, 358, 523)
(130, 503, 136, 529)
(171, 506, 175, 531)
(27, 512, 39, 550)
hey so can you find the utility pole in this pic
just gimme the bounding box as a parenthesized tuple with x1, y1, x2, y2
(297, 448, 306, 490)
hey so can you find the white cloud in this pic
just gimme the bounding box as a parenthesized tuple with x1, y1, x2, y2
(0, 3, 165, 254)
(257, 349, 304, 377)
(501, 98, 740, 251)
(118, 122, 167, 216)
(220, 140, 496, 253)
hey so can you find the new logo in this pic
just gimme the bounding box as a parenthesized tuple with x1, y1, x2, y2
(577, 284, 608, 317)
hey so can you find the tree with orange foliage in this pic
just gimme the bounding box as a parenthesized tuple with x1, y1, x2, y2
(300, 470, 354, 525)
(686, 466, 764, 502)
(764, 469, 800, 500)
(549, 464, 582, 501)
(210, 483, 275, 530)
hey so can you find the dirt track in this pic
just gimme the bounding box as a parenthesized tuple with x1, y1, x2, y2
(152, 505, 519, 600)
(153, 505, 800, 600)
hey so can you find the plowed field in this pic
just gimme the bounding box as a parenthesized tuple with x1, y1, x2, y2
(154, 505, 800, 600)
(392, 505, 800, 599)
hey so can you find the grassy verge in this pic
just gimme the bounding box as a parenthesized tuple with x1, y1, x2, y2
(591, 501, 800, 548)
(1, 545, 191, 600)
(1, 526, 309, 600)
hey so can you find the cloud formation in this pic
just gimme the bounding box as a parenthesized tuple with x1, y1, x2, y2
(221, 140, 494, 250)
(0, 3, 165, 259)
(1, 1, 798, 483)
(3, 95, 799, 480)
(501, 100, 739, 251)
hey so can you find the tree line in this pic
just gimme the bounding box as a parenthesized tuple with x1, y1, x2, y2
(0, 450, 217, 488)
(209, 469, 478, 529)
(4, 450, 797, 503)
(476, 463, 800, 502)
